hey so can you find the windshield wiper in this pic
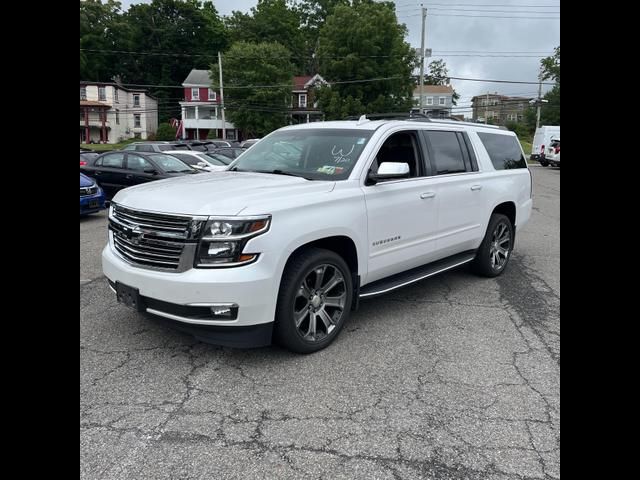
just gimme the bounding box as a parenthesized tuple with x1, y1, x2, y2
(228, 167, 312, 180)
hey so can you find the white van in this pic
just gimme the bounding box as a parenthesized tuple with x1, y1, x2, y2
(531, 126, 560, 166)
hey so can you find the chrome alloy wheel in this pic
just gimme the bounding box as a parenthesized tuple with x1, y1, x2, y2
(489, 222, 511, 270)
(293, 264, 347, 342)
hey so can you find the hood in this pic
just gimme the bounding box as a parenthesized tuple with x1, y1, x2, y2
(80, 173, 95, 187)
(112, 171, 336, 216)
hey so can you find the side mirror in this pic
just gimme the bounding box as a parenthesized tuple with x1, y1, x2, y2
(367, 162, 410, 184)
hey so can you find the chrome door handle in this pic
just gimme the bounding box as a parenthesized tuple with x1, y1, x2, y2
(471, 185, 482, 191)
(420, 192, 436, 199)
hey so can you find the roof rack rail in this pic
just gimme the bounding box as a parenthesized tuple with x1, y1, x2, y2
(344, 112, 432, 122)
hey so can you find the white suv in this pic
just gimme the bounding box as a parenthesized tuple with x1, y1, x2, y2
(102, 116, 533, 353)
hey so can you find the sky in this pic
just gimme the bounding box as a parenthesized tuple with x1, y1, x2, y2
(117, 0, 560, 118)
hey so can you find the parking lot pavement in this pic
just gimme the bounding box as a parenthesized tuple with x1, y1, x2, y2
(80, 167, 559, 480)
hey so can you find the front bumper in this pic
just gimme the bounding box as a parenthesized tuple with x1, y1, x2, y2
(102, 244, 280, 336)
(80, 190, 106, 214)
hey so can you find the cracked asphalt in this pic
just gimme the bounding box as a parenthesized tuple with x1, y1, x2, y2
(80, 166, 559, 479)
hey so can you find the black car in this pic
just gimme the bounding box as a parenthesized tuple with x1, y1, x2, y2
(80, 151, 200, 199)
(204, 147, 245, 160)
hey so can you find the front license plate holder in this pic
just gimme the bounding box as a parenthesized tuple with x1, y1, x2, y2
(115, 282, 146, 312)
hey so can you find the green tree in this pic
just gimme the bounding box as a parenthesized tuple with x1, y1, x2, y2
(80, 0, 129, 81)
(155, 123, 177, 141)
(117, 0, 227, 122)
(214, 42, 295, 137)
(315, 1, 417, 119)
(295, 0, 350, 73)
(423, 59, 460, 105)
(226, 1, 305, 72)
(540, 46, 560, 83)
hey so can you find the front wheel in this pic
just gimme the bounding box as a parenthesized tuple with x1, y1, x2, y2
(471, 213, 514, 277)
(274, 248, 353, 353)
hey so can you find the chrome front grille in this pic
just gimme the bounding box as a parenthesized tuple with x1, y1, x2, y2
(109, 204, 203, 271)
(80, 186, 98, 197)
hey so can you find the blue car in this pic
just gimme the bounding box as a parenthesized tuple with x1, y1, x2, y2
(80, 173, 106, 215)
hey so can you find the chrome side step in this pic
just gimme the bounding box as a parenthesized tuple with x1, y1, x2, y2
(359, 250, 476, 299)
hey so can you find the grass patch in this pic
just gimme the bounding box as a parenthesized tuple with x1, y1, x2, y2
(80, 138, 137, 152)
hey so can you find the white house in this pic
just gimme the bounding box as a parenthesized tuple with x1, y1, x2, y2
(80, 81, 158, 144)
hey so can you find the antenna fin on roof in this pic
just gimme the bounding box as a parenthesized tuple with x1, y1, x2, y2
(356, 114, 369, 125)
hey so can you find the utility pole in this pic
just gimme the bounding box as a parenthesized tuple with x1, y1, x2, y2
(485, 92, 489, 124)
(535, 69, 542, 129)
(419, 6, 427, 113)
(218, 51, 226, 140)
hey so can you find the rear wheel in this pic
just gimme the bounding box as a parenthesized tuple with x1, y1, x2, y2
(274, 248, 352, 353)
(471, 214, 514, 277)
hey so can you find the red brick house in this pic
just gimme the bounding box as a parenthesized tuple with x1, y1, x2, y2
(290, 74, 328, 124)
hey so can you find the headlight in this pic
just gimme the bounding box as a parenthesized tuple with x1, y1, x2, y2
(196, 215, 271, 267)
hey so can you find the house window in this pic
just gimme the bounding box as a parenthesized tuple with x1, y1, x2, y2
(426, 97, 434, 105)
(208, 88, 216, 101)
(133, 94, 140, 107)
(98, 87, 106, 101)
(439, 97, 446, 106)
(80, 86, 87, 100)
(299, 94, 307, 108)
(115, 109, 120, 125)
(191, 88, 200, 100)
(134, 114, 141, 128)
(114, 89, 119, 103)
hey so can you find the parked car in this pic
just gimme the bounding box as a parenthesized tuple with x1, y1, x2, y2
(205, 147, 245, 160)
(240, 138, 261, 149)
(103, 116, 532, 353)
(530, 126, 560, 166)
(121, 142, 192, 153)
(80, 151, 100, 166)
(163, 150, 228, 172)
(546, 139, 560, 167)
(80, 173, 106, 215)
(81, 151, 201, 199)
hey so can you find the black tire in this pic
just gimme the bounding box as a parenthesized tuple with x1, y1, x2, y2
(540, 161, 549, 167)
(471, 213, 514, 277)
(274, 247, 353, 354)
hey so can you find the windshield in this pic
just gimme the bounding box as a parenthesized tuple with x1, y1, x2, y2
(230, 129, 372, 180)
(149, 154, 193, 172)
(168, 153, 201, 166)
(202, 153, 229, 166)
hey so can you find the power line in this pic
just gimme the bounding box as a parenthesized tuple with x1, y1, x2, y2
(448, 75, 555, 85)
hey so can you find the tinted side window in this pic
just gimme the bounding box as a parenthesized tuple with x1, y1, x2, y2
(426, 131, 467, 175)
(477, 132, 527, 170)
(100, 153, 125, 168)
(126, 154, 153, 171)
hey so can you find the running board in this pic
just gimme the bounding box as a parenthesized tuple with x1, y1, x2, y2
(359, 250, 476, 299)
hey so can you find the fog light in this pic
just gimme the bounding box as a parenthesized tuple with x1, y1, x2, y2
(209, 304, 239, 320)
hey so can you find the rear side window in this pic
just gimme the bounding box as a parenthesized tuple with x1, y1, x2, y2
(425, 131, 468, 175)
(97, 153, 125, 168)
(477, 133, 527, 170)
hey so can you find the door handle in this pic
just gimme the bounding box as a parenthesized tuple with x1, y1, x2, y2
(470, 185, 482, 191)
(420, 192, 436, 199)
(94, 171, 101, 176)
(125, 174, 133, 179)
